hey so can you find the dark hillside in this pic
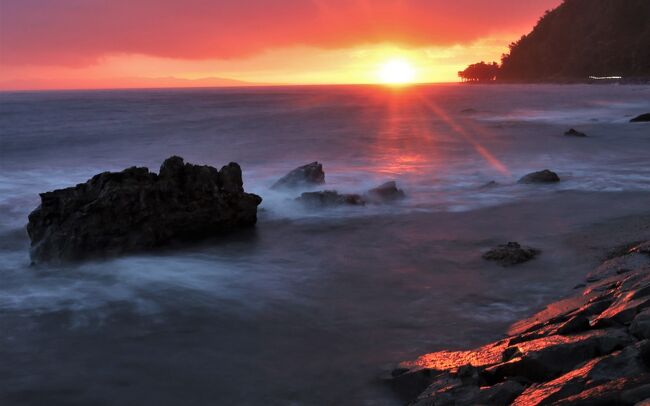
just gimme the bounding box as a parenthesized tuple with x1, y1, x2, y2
(460, 0, 650, 82)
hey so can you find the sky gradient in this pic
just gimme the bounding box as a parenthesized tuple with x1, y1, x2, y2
(0, 0, 561, 90)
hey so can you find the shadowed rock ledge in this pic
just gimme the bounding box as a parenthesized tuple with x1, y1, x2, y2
(26, 156, 262, 263)
(390, 241, 650, 405)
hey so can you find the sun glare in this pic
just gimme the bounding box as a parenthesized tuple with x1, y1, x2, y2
(377, 59, 416, 85)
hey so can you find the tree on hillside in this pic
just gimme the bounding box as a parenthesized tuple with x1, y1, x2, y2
(458, 62, 499, 83)
(459, 0, 650, 82)
(499, 0, 650, 81)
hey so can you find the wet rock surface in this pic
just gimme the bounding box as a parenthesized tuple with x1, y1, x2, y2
(518, 170, 561, 184)
(630, 113, 650, 123)
(564, 128, 587, 137)
(390, 241, 650, 405)
(271, 162, 325, 190)
(296, 190, 365, 207)
(296, 181, 406, 208)
(482, 242, 540, 266)
(26, 156, 262, 263)
(364, 181, 406, 203)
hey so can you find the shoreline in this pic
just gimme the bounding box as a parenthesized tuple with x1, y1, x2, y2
(388, 207, 650, 405)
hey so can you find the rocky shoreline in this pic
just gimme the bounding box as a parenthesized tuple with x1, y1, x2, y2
(389, 241, 650, 405)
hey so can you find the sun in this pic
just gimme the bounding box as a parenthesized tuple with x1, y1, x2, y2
(377, 58, 416, 85)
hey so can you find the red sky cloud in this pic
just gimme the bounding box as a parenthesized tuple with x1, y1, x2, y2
(1, 0, 561, 66)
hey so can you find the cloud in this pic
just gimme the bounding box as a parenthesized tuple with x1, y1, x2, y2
(0, 0, 561, 66)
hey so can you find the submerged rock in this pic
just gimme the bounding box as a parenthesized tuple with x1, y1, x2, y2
(482, 242, 540, 266)
(391, 240, 650, 406)
(26, 156, 262, 263)
(364, 181, 406, 203)
(564, 128, 587, 137)
(518, 169, 560, 184)
(480, 180, 499, 189)
(271, 162, 325, 190)
(630, 113, 650, 122)
(296, 191, 365, 207)
(297, 181, 406, 209)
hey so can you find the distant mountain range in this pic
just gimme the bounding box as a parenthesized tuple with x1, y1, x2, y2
(460, 0, 650, 83)
(0, 76, 263, 91)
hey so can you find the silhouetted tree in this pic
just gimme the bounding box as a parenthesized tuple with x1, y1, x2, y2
(458, 62, 499, 83)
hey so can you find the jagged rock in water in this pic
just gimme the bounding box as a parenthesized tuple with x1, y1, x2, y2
(296, 191, 365, 207)
(630, 113, 650, 122)
(271, 162, 325, 190)
(517, 169, 560, 184)
(26, 156, 262, 263)
(364, 181, 406, 203)
(482, 242, 540, 266)
(391, 240, 650, 406)
(564, 128, 587, 137)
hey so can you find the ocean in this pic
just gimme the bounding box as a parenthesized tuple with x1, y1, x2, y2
(1, 84, 650, 405)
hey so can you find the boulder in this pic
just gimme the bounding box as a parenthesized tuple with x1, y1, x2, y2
(271, 162, 325, 190)
(630, 113, 650, 122)
(482, 242, 540, 266)
(518, 169, 561, 184)
(26, 156, 262, 263)
(564, 128, 587, 137)
(296, 191, 365, 207)
(364, 181, 406, 203)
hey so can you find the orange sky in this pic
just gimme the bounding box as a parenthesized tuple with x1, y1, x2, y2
(0, 0, 562, 90)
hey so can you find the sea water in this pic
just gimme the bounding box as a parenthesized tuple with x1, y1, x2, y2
(1, 84, 650, 405)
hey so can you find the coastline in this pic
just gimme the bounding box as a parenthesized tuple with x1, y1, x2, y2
(388, 203, 650, 405)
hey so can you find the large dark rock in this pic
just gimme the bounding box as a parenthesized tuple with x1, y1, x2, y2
(26, 156, 262, 263)
(518, 169, 561, 184)
(630, 113, 650, 122)
(271, 162, 325, 190)
(482, 242, 540, 266)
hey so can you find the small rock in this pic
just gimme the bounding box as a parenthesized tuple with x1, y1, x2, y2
(629, 241, 650, 256)
(296, 191, 365, 207)
(477, 380, 524, 405)
(364, 181, 405, 203)
(271, 162, 325, 190)
(630, 113, 650, 122)
(480, 180, 499, 189)
(482, 242, 540, 266)
(556, 315, 590, 335)
(564, 128, 587, 137)
(630, 309, 650, 339)
(518, 169, 560, 184)
(460, 108, 478, 114)
(502, 346, 523, 362)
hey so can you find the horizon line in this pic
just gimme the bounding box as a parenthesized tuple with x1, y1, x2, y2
(0, 81, 463, 93)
